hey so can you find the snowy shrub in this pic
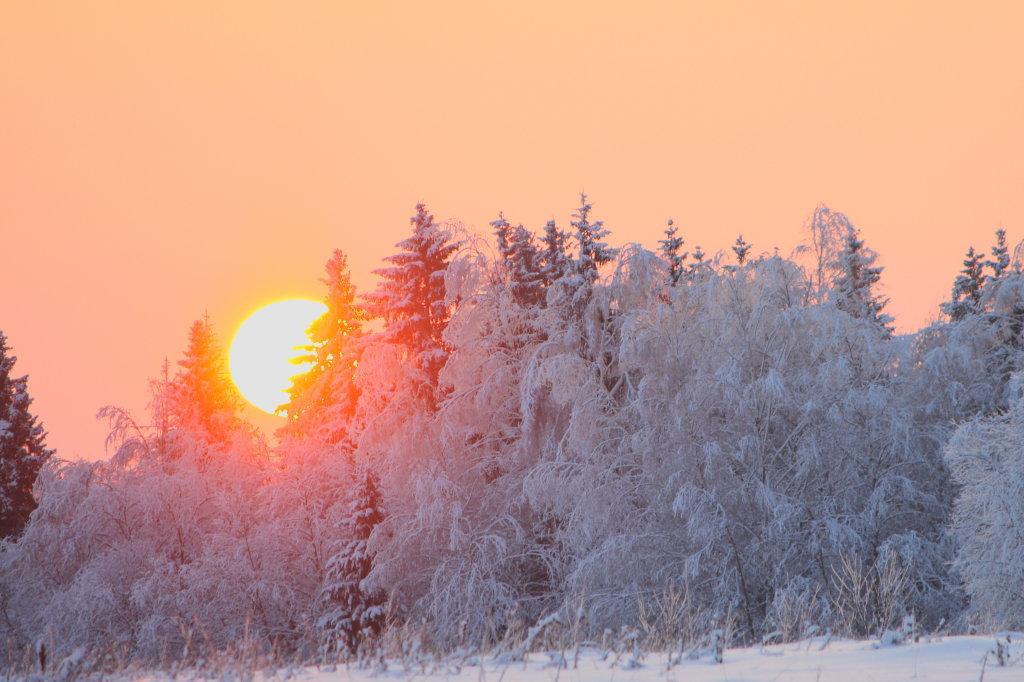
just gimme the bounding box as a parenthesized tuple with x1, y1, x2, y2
(764, 578, 830, 643)
(830, 551, 911, 638)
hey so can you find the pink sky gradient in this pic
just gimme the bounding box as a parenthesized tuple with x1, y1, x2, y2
(2, 2, 1022, 459)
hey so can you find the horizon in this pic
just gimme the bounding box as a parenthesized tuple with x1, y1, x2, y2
(3, 2, 1023, 458)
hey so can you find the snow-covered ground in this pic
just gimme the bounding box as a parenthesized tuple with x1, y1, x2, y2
(295, 637, 1020, 682)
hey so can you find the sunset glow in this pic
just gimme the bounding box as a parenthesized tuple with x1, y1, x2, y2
(4, 3, 1023, 458)
(6, 3, 1024, 674)
(228, 299, 327, 415)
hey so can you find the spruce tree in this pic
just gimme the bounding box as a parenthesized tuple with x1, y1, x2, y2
(942, 246, 985, 321)
(687, 244, 710, 279)
(982, 229, 1024, 392)
(658, 219, 687, 285)
(365, 203, 461, 386)
(285, 249, 365, 431)
(491, 213, 543, 305)
(170, 315, 244, 441)
(833, 229, 894, 336)
(316, 469, 385, 657)
(306, 250, 366, 371)
(490, 212, 513, 263)
(570, 193, 616, 285)
(538, 219, 571, 287)
(987, 228, 1011, 282)
(732, 234, 752, 266)
(0, 331, 54, 539)
(505, 225, 545, 307)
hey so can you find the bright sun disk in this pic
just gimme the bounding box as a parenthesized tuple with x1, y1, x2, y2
(229, 299, 328, 415)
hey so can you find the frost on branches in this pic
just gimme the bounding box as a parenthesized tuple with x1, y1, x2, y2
(946, 378, 1024, 628)
(316, 468, 385, 657)
(3, 199, 1024, 668)
(364, 203, 461, 390)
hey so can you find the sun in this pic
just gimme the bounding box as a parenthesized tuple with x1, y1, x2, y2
(229, 299, 328, 415)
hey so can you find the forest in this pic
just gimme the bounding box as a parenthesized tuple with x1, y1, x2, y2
(2, 197, 1024, 672)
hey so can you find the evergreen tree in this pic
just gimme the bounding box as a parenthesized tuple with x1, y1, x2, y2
(570, 193, 616, 285)
(284, 250, 365, 434)
(491, 213, 543, 305)
(306, 250, 366, 372)
(658, 219, 687, 285)
(0, 332, 54, 539)
(732, 234, 752, 265)
(538, 219, 571, 287)
(832, 229, 894, 336)
(941, 246, 985, 321)
(981, 229, 1024, 393)
(490, 212, 513, 263)
(365, 203, 461, 386)
(987, 228, 1011, 282)
(505, 225, 545, 307)
(316, 469, 385, 657)
(687, 244, 710, 279)
(169, 315, 244, 442)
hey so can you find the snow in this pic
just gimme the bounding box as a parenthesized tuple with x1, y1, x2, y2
(6, 201, 1024, 671)
(287, 637, 1020, 681)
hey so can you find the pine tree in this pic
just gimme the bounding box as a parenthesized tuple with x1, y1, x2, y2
(942, 246, 985, 321)
(571, 193, 616, 285)
(732, 234, 752, 266)
(658, 219, 687, 285)
(538, 219, 571, 287)
(316, 469, 385, 657)
(169, 315, 244, 441)
(0, 332, 54, 539)
(832, 229, 894, 336)
(987, 228, 1011, 282)
(365, 203, 461, 386)
(284, 250, 365, 430)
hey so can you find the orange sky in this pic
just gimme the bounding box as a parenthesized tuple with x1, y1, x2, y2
(2, 2, 1023, 459)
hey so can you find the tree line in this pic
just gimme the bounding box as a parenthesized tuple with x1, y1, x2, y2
(2, 197, 1024, 664)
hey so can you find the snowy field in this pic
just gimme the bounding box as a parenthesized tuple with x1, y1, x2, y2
(287, 637, 1020, 682)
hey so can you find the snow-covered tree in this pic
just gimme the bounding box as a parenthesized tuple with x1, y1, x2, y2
(492, 214, 544, 307)
(282, 249, 365, 445)
(687, 244, 710, 279)
(570, 193, 616, 285)
(987, 228, 1011, 282)
(732, 234, 752, 265)
(945, 382, 1024, 626)
(0, 198, 1006, 664)
(505, 225, 545, 307)
(551, 256, 950, 637)
(802, 204, 852, 302)
(167, 315, 246, 444)
(0, 331, 53, 539)
(832, 228, 894, 337)
(0, 318, 278, 661)
(538, 219, 571, 288)
(346, 249, 530, 644)
(658, 218, 686, 285)
(365, 203, 461, 387)
(942, 246, 985, 321)
(316, 468, 385, 657)
(491, 212, 513, 262)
